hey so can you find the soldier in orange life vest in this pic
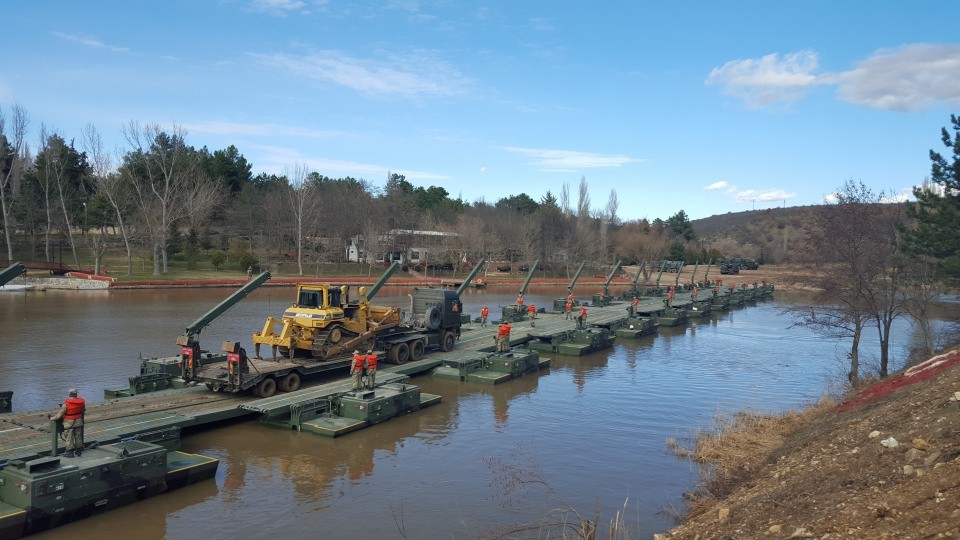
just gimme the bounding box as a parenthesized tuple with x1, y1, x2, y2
(365, 349, 378, 389)
(577, 305, 588, 329)
(480, 305, 489, 327)
(496, 322, 511, 352)
(50, 388, 85, 457)
(527, 303, 536, 319)
(565, 300, 573, 319)
(351, 350, 366, 391)
(630, 296, 639, 316)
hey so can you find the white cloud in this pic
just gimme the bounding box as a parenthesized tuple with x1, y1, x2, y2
(51, 31, 129, 53)
(705, 181, 728, 190)
(253, 145, 448, 182)
(246, 0, 327, 16)
(185, 120, 345, 139)
(708, 44, 960, 111)
(733, 189, 797, 203)
(248, 50, 471, 99)
(503, 146, 638, 171)
(879, 187, 915, 203)
(832, 44, 960, 111)
(706, 51, 822, 108)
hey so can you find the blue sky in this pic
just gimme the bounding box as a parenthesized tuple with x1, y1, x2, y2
(2, 1, 959, 221)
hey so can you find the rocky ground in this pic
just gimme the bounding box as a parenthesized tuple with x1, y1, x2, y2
(662, 349, 960, 539)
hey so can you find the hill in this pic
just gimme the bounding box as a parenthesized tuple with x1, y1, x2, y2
(662, 348, 960, 539)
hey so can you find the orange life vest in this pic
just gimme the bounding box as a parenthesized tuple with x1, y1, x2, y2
(352, 354, 366, 371)
(498, 324, 511, 338)
(579, 307, 587, 317)
(527, 305, 535, 314)
(480, 307, 489, 317)
(64, 397, 85, 420)
(366, 353, 378, 369)
(516, 296, 523, 305)
(631, 297, 639, 306)
(565, 301, 572, 310)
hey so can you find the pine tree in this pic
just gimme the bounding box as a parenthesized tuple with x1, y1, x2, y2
(903, 114, 960, 282)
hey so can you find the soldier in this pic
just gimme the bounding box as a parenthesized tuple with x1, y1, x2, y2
(527, 303, 536, 319)
(50, 389, 85, 457)
(630, 296, 639, 316)
(351, 350, 366, 391)
(565, 299, 573, 320)
(577, 305, 587, 330)
(497, 322, 511, 352)
(365, 349, 378, 389)
(480, 305, 489, 327)
(516, 293, 524, 312)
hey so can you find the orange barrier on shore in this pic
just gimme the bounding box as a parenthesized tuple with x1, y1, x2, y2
(837, 350, 960, 412)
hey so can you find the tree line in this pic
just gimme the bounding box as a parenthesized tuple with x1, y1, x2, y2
(0, 105, 724, 278)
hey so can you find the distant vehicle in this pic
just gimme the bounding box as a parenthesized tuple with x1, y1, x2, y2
(720, 262, 741, 275)
(718, 257, 758, 270)
(660, 260, 683, 273)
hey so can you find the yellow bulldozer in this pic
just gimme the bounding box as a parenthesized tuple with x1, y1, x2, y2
(253, 278, 401, 360)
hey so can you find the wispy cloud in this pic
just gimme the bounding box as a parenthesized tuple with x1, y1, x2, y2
(248, 49, 471, 99)
(707, 44, 960, 111)
(254, 145, 449, 182)
(51, 31, 129, 53)
(733, 189, 797, 203)
(706, 51, 822, 108)
(185, 120, 346, 139)
(246, 0, 326, 16)
(712, 180, 797, 204)
(832, 44, 960, 111)
(503, 146, 639, 172)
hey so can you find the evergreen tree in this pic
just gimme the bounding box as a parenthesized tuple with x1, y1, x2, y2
(903, 114, 960, 282)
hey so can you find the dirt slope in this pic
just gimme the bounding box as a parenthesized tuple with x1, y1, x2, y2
(663, 350, 960, 539)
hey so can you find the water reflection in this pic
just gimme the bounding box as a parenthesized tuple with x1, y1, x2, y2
(4, 287, 956, 539)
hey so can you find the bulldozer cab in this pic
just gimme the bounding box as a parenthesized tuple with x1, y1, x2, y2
(294, 285, 344, 310)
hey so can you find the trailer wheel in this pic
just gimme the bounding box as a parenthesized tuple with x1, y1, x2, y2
(409, 340, 425, 361)
(441, 330, 456, 352)
(390, 342, 410, 364)
(280, 372, 301, 392)
(256, 377, 277, 398)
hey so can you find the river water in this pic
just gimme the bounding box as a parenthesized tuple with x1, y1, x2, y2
(0, 284, 944, 539)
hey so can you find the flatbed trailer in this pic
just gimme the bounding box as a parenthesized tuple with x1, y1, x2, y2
(190, 326, 454, 397)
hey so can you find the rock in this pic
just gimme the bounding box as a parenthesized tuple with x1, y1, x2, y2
(868, 430, 881, 438)
(924, 450, 942, 466)
(787, 527, 814, 538)
(904, 448, 924, 463)
(767, 524, 782, 534)
(912, 438, 930, 450)
(718, 507, 730, 522)
(903, 464, 915, 475)
(953, 391, 960, 401)
(880, 437, 899, 448)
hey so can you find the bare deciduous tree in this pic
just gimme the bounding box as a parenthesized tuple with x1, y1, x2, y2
(0, 104, 28, 261)
(121, 121, 203, 275)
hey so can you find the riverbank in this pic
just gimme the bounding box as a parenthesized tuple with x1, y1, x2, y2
(2, 264, 819, 291)
(662, 347, 960, 539)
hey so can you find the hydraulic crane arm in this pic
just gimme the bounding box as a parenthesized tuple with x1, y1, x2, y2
(178, 271, 271, 346)
(456, 258, 487, 296)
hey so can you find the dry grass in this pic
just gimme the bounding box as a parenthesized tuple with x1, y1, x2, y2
(668, 397, 838, 505)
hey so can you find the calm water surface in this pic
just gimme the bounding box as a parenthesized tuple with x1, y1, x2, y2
(0, 285, 935, 539)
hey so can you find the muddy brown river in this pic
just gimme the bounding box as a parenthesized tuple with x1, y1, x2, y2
(0, 285, 940, 539)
